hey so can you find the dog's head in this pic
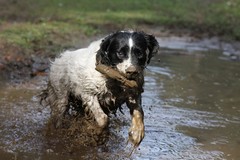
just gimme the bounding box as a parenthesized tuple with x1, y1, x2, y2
(96, 31, 159, 79)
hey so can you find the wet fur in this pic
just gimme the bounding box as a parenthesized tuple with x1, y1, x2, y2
(40, 30, 159, 146)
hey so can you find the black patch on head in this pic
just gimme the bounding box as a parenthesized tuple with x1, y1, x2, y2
(96, 32, 131, 66)
(131, 31, 159, 65)
(131, 32, 149, 66)
(96, 31, 159, 66)
(142, 32, 160, 64)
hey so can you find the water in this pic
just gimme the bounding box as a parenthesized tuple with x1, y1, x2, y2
(0, 45, 240, 159)
(144, 51, 240, 160)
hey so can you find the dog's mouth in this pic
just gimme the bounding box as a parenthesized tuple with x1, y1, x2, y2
(125, 66, 144, 80)
(125, 73, 140, 80)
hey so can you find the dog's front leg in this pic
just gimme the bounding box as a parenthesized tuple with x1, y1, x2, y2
(126, 95, 145, 146)
(85, 95, 108, 128)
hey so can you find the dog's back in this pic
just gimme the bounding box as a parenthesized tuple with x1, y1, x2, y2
(49, 40, 107, 95)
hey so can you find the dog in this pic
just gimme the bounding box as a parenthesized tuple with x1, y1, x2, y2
(40, 30, 159, 146)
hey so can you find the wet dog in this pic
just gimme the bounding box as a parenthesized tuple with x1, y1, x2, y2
(40, 31, 159, 146)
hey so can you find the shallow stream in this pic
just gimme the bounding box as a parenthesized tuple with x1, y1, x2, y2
(0, 37, 240, 160)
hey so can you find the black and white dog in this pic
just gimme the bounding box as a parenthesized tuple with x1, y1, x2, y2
(40, 31, 159, 146)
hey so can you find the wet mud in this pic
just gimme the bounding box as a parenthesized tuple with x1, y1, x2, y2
(1, 36, 240, 160)
(0, 78, 131, 159)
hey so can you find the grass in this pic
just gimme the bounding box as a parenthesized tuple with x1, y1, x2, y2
(0, 0, 240, 55)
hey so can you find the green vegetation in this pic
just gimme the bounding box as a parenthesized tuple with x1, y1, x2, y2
(0, 0, 240, 54)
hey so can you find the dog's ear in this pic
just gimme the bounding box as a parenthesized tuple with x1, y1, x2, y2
(144, 33, 159, 64)
(96, 34, 113, 65)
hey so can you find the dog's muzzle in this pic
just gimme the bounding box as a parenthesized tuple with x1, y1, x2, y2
(125, 65, 141, 79)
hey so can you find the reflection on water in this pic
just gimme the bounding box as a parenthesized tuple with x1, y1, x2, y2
(0, 49, 239, 160)
(146, 51, 240, 160)
(155, 52, 240, 116)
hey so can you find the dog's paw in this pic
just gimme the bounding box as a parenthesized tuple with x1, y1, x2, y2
(128, 117, 145, 146)
(96, 113, 108, 128)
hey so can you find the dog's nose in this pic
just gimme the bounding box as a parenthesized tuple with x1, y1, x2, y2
(126, 66, 138, 76)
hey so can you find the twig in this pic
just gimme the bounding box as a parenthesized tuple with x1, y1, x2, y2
(95, 64, 138, 88)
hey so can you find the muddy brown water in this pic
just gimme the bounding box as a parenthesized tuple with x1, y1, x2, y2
(0, 38, 240, 160)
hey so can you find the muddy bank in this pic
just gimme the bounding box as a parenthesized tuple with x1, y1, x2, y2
(0, 28, 95, 83)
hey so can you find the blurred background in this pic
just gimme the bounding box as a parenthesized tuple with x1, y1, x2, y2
(0, 0, 240, 160)
(0, 0, 240, 78)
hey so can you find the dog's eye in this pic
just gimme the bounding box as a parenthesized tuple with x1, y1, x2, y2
(117, 52, 125, 59)
(133, 48, 144, 59)
(135, 52, 144, 59)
